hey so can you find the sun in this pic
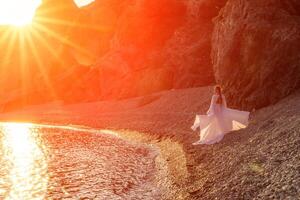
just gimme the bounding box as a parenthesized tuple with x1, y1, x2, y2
(0, 0, 41, 27)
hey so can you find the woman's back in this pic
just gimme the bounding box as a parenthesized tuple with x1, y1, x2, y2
(207, 94, 227, 115)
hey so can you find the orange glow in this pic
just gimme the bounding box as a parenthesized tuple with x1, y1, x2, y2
(0, 0, 99, 105)
(0, 0, 127, 113)
(25, 28, 58, 99)
(33, 23, 95, 61)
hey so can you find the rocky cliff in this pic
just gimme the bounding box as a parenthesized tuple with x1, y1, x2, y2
(64, 0, 227, 100)
(212, 0, 300, 110)
(1, 0, 228, 108)
(1, 0, 299, 111)
(34, 0, 227, 102)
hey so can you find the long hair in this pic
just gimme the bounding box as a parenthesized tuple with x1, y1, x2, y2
(215, 85, 223, 105)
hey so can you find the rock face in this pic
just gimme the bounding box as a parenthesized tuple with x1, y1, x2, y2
(2, 0, 300, 110)
(75, 0, 227, 100)
(83, 0, 187, 99)
(212, 0, 300, 110)
(156, 0, 227, 89)
(1, 0, 229, 109)
(31, 0, 227, 103)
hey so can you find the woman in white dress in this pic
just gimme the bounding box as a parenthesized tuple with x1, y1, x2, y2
(191, 86, 250, 145)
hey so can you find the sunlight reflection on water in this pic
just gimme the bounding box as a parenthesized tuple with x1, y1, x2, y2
(0, 123, 159, 199)
(1, 123, 48, 200)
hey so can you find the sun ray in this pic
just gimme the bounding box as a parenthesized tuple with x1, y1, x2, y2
(25, 29, 58, 100)
(29, 28, 66, 67)
(34, 16, 107, 31)
(34, 4, 76, 17)
(0, 29, 17, 97)
(2, 29, 18, 66)
(33, 22, 95, 61)
(17, 29, 29, 105)
(0, 0, 100, 106)
(0, 28, 13, 70)
(35, 16, 77, 27)
(0, 28, 13, 46)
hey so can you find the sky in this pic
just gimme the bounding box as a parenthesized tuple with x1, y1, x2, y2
(74, 0, 95, 7)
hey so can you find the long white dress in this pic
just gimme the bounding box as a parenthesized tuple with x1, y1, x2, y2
(191, 94, 250, 145)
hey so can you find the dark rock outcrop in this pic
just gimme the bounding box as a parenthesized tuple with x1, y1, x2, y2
(159, 0, 227, 89)
(212, 0, 300, 110)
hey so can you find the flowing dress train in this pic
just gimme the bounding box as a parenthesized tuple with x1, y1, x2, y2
(191, 94, 250, 145)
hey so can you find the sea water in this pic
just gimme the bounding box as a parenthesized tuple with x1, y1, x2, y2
(0, 123, 160, 199)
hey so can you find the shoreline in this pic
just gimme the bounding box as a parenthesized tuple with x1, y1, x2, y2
(0, 87, 299, 199)
(0, 120, 191, 199)
(117, 129, 191, 200)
